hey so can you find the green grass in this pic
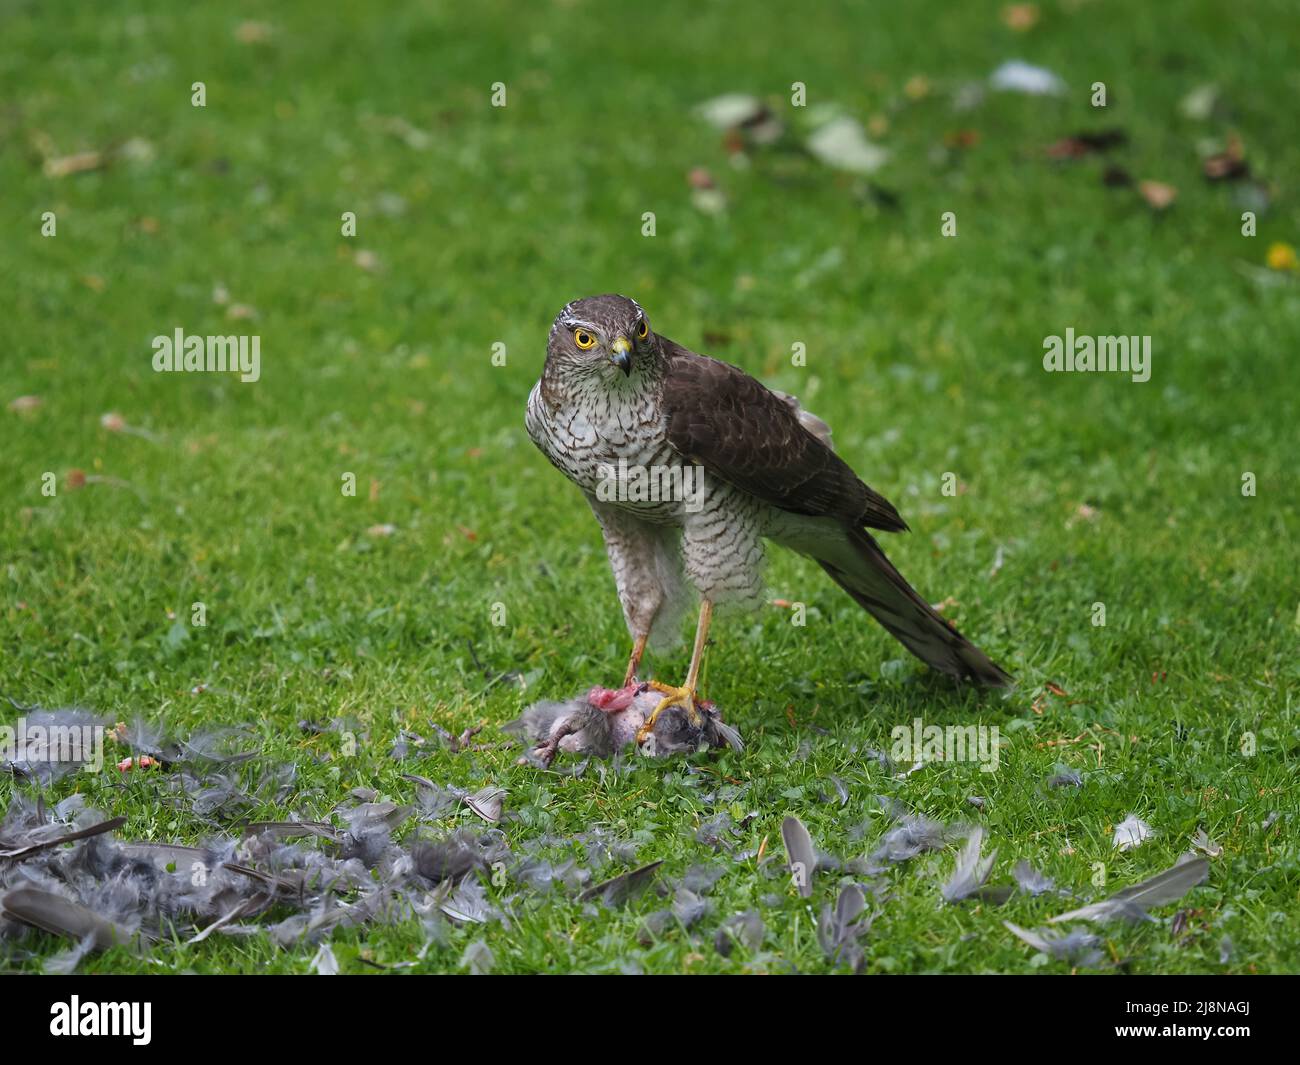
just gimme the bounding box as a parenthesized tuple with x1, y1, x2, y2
(2, 0, 1297, 973)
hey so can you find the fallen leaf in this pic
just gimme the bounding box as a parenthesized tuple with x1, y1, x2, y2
(235, 21, 273, 43)
(1138, 180, 1178, 210)
(1046, 129, 1127, 158)
(1000, 4, 1040, 32)
(1067, 502, 1100, 527)
(1204, 135, 1248, 181)
(688, 167, 716, 189)
(944, 129, 981, 149)
(43, 151, 106, 178)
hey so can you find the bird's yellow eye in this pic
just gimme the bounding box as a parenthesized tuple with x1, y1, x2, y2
(637, 319, 649, 339)
(574, 329, 596, 350)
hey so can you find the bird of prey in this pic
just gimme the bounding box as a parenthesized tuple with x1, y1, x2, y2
(526, 294, 1010, 740)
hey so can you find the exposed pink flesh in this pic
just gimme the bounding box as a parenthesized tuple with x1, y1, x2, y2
(586, 684, 641, 713)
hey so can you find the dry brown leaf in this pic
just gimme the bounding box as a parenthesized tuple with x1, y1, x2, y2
(234, 21, 273, 43)
(1138, 180, 1177, 210)
(1001, 3, 1040, 31)
(43, 151, 106, 178)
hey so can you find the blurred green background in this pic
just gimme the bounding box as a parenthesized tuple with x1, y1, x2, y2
(1, 0, 1296, 973)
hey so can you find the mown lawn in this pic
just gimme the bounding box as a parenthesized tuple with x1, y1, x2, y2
(1, 0, 1297, 973)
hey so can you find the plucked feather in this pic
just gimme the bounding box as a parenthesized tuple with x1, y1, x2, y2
(1048, 856, 1209, 924)
(780, 815, 817, 898)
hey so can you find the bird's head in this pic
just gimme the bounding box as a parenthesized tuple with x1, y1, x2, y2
(547, 294, 659, 382)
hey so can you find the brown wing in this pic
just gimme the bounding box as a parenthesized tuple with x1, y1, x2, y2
(659, 341, 907, 533)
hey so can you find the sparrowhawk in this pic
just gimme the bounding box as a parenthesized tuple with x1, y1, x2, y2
(526, 294, 1010, 740)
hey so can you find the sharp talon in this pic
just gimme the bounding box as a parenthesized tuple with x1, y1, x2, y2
(635, 682, 701, 743)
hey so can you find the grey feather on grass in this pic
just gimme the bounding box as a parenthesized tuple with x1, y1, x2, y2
(0, 886, 133, 950)
(0, 708, 106, 783)
(309, 942, 340, 975)
(715, 910, 765, 957)
(695, 811, 738, 850)
(1218, 935, 1234, 965)
(513, 856, 590, 895)
(870, 806, 962, 865)
(823, 776, 850, 806)
(577, 860, 664, 907)
(672, 886, 712, 928)
(637, 886, 712, 944)
(941, 826, 998, 903)
(0, 814, 126, 860)
(0, 715, 535, 971)
(636, 908, 677, 945)
(676, 863, 726, 895)
(1004, 921, 1104, 967)
(817, 884, 874, 972)
(781, 816, 816, 898)
(1012, 860, 1059, 897)
(460, 938, 496, 974)
(411, 830, 509, 885)
(463, 787, 506, 825)
(42, 933, 100, 975)
(1049, 855, 1209, 924)
(439, 879, 498, 925)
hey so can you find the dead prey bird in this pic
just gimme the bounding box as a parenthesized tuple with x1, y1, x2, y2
(507, 685, 742, 766)
(526, 294, 1010, 738)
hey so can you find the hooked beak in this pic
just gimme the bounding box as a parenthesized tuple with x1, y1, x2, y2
(610, 336, 633, 376)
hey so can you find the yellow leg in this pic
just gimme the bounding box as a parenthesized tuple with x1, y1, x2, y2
(636, 600, 712, 743)
(622, 632, 649, 689)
